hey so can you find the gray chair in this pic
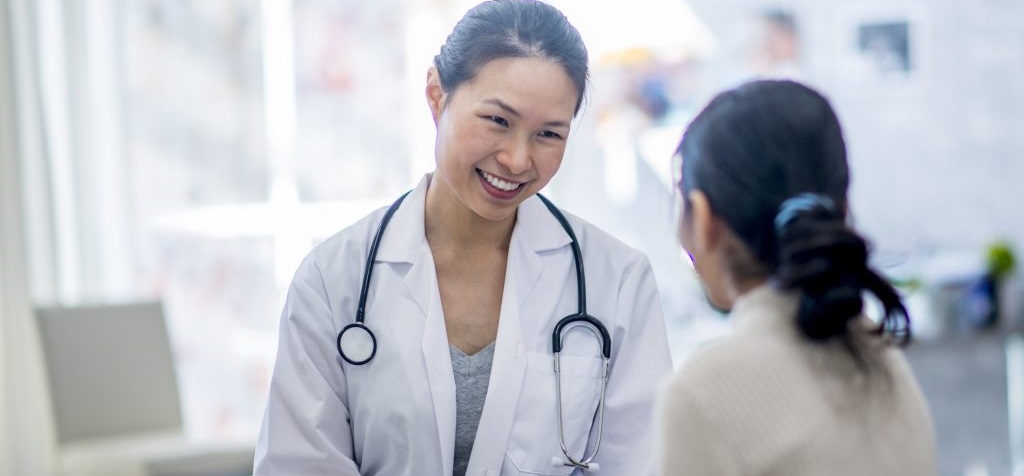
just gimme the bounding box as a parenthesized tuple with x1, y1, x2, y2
(36, 301, 254, 476)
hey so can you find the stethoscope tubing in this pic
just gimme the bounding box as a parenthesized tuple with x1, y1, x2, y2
(538, 194, 610, 471)
(354, 191, 411, 324)
(536, 194, 587, 317)
(554, 333, 610, 470)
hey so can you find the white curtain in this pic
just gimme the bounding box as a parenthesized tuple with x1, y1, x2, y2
(7, 0, 131, 308)
(2, 0, 57, 471)
(2, 0, 60, 472)
(0, 0, 125, 472)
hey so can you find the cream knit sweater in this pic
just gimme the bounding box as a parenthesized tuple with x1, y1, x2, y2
(658, 285, 937, 475)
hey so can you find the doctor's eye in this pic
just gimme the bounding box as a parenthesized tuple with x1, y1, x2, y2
(485, 116, 509, 127)
(539, 130, 564, 140)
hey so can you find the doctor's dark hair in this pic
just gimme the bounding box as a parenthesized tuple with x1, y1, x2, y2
(676, 80, 910, 351)
(434, 0, 589, 114)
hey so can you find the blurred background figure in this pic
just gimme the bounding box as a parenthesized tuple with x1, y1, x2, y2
(747, 8, 802, 79)
(1, 1, 1022, 475)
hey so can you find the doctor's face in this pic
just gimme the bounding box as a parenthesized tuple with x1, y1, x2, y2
(426, 56, 578, 222)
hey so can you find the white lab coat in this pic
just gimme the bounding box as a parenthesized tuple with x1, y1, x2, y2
(255, 175, 672, 476)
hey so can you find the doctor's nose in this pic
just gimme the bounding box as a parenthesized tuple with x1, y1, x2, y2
(497, 139, 533, 175)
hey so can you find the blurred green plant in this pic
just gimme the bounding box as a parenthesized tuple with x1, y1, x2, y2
(889, 277, 923, 293)
(986, 240, 1017, 282)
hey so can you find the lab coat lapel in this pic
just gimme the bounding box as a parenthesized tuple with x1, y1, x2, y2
(511, 196, 568, 307)
(374, 176, 456, 474)
(417, 246, 457, 476)
(376, 176, 431, 316)
(467, 196, 570, 473)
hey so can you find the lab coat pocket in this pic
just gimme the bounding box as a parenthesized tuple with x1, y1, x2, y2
(505, 351, 603, 475)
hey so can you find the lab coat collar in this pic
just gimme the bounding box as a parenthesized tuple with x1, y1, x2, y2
(373, 175, 429, 265)
(505, 194, 571, 311)
(373, 174, 573, 264)
(516, 192, 574, 253)
(376, 174, 574, 341)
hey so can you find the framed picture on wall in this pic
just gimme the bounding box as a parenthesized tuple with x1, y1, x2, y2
(836, 3, 930, 91)
(858, 21, 912, 76)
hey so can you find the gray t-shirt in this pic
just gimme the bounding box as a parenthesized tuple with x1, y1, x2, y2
(449, 342, 495, 476)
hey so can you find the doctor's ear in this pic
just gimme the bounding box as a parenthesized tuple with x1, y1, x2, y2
(426, 67, 447, 124)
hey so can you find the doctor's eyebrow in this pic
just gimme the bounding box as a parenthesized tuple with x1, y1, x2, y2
(483, 98, 570, 129)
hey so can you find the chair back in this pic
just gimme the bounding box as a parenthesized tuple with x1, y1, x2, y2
(36, 301, 184, 443)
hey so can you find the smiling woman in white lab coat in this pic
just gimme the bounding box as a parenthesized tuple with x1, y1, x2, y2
(254, 1, 672, 475)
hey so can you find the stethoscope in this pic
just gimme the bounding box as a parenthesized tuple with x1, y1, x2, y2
(335, 191, 610, 471)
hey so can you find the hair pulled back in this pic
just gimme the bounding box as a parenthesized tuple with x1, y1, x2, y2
(434, 0, 589, 114)
(677, 80, 910, 347)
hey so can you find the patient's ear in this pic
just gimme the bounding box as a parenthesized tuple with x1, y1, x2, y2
(686, 189, 736, 311)
(687, 190, 723, 255)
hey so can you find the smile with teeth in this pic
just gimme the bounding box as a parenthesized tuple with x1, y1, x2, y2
(477, 169, 524, 192)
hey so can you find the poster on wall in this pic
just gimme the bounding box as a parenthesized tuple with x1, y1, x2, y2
(858, 21, 912, 76)
(836, 3, 929, 91)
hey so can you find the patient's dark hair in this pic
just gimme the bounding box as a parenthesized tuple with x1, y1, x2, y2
(434, 0, 589, 114)
(676, 79, 910, 351)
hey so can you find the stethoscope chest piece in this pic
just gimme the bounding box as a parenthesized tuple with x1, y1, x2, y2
(337, 323, 377, 365)
(336, 191, 410, 366)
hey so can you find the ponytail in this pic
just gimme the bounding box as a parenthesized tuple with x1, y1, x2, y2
(675, 79, 912, 354)
(773, 194, 911, 346)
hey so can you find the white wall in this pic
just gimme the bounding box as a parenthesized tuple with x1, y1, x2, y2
(686, 0, 1024, 291)
(1, 0, 56, 474)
